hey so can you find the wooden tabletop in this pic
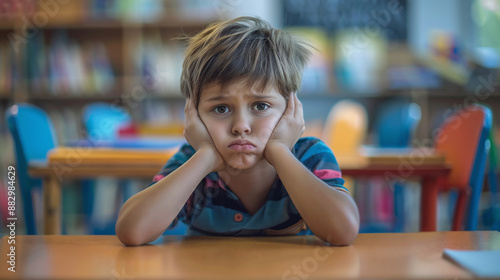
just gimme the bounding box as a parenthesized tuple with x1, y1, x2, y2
(2, 231, 499, 279)
(29, 146, 450, 179)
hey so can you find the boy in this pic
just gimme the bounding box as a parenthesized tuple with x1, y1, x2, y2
(116, 17, 359, 246)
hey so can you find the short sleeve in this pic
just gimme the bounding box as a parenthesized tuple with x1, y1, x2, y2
(148, 144, 197, 228)
(293, 137, 348, 193)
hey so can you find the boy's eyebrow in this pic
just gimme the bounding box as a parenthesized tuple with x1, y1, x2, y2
(204, 95, 230, 102)
(204, 94, 278, 102)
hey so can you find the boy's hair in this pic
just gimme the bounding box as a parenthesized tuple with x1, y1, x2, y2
(180, 16, 312, 105)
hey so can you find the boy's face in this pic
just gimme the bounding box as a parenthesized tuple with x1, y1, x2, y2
(198, 80, 287, 170)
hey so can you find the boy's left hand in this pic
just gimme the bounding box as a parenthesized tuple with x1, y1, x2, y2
(264, 93, 304, 162)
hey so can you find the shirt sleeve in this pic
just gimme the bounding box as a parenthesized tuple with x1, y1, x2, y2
(148, 144, 197, 228)
(294, 137, 348, 194)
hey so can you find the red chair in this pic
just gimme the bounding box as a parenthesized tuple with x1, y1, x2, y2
(428, 104, 492, 230)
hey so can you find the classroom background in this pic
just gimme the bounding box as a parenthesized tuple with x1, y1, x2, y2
(0, 0, 499, 236)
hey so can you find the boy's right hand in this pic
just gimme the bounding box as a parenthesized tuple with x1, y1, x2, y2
(183, 98, 225, 171)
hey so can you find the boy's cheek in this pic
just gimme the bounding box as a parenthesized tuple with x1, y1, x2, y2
(256, 126, 275, 144)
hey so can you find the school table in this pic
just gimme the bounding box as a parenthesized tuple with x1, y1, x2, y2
(1, 231, 499, 279)
(28, 146, 450, 235)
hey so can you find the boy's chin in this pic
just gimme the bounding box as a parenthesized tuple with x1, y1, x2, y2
(224, 155, 262, 171)
(226, 161, 256, 171)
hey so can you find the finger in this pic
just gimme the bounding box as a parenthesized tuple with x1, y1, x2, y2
(184, 99, 191, 127)
(294, 94, 303, 119)
(184, 98, 190, 115)
(286, 93, 295, 117)
(187, 98, 200, 120)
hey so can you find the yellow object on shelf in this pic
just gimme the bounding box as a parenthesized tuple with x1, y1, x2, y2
(137, 123, 185, 136)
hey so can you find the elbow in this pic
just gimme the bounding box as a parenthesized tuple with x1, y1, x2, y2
(318, 211, 360, 246)
(116, 224, 142, 246)
(115, 218, 148, 246)
(323, 225, 359, 246)
(117, 233, 144, 246)
(116, 230, 144, 246)
(115, 216, 163, 246)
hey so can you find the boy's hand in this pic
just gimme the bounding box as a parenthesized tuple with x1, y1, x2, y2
(264, 93, 304, 163)
(183, 98, 225, 171)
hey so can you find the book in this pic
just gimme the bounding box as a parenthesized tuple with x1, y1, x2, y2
(443, 249, 500, 278)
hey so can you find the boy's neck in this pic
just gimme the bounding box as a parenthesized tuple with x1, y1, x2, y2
(218, 160, 277, 215)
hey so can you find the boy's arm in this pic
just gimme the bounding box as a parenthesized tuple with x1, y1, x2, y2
(115, 147, 219, 246)
(266, 144, 359, 245)
(265, 94, 359, 245)
(116, 99, 223, 246)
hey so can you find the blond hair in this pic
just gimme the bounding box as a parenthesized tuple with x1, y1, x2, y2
(180, 16, 312, 105)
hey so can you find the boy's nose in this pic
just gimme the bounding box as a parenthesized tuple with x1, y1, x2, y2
(231, 112, 251, 135)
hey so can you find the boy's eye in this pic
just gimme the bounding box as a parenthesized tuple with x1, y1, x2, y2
(253, 103, 270, 111)
(213, 106, 229, 114)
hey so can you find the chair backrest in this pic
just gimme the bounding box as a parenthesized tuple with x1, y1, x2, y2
(322, 100, 368, 156)
(5, 103, 58, 234)
(82, 102, 131, 141)
(375, 101, 421, 148)
(435, 104, 492, 230)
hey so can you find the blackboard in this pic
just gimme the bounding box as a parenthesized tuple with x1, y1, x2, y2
(283, 0, 407, 41)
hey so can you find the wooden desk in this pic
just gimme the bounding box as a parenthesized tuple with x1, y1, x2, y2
(1, 232, 499, 279)
(29, 147, 450, 234)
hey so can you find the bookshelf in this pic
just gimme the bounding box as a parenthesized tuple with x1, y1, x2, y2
(0, 0, 219, 145)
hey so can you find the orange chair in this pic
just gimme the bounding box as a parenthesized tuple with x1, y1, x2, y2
(322, 100, 368, 157)
(428, 104, 492, 230)
(322, 100, 368, 194)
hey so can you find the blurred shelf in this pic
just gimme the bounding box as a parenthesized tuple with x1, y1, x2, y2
(0, 19, 121, 30)
(427, 92, 500, 98)
(298, 86, 500, 99)
(134, 18, 210, 29)
(0, 95, 11, 102)
(299, 89, 420, 99)
(143, 93, 185, 100)
(0, 18, 208, 31)
(27, 94, 122, 102)
(44, 20, 125, 29)
(26, 93, 187, 102)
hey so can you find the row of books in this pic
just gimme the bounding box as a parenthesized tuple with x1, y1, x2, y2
(25, 32, 116, 96)
(0, 0, 219, 22)
(133, 34, 185, 96)
(0, 45, 18, 96)
(140, 98, 185, 125)
(18, 30, 190, 97)
(5, 28, 447, 99)
(0, 0, 35, 18)
(87, 0, 220, 22)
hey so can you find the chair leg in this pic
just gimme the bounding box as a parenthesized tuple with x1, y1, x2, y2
(420, 177, 440, 231)
(43, 175, 61, 235)
(452, 190, 468, 231)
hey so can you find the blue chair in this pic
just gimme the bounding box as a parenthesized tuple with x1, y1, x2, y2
(375, 101, 421, 148)
(361, 100, 421, 233)
(5, 104, 58, 234)
(482, 127, 499, 230)
(82, 102, 131, 141)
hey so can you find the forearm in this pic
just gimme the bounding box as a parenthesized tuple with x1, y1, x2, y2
(267, 144, 360, 245)
(116, 148, 217, 245)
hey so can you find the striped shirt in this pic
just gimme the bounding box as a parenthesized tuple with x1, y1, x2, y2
(150, 137, 347, 236)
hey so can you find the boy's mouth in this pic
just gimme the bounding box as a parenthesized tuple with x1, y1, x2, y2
(228, 139, 256, 151)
